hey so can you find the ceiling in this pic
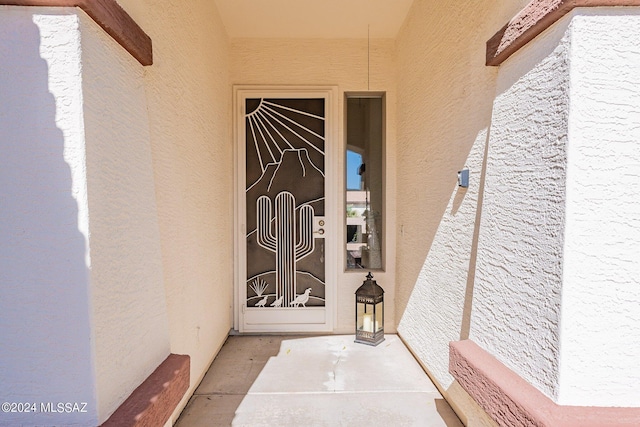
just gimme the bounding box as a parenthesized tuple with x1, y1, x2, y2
(213, 0, 415, 39)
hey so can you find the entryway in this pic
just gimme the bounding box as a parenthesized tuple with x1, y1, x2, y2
(175, 335, 463, 426)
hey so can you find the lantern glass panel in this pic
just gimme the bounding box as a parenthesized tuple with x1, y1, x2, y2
(357, 302, 377, 333)
(375, 301, 383, 332)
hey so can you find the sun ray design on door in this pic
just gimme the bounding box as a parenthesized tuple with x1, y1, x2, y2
(245, 98, 326, 308)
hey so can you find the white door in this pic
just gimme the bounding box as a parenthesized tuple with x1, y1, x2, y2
(235, 87, 337, 333)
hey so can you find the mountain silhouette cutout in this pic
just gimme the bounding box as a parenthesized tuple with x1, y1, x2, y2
(246, 148, 324, 234)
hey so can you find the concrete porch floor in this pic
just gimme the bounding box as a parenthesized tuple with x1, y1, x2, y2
(175, 334, 463, 426)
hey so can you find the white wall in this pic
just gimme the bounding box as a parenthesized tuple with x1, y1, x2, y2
(471, 8, 640, 407)
(559, 8, 640, 407)
(470, 14, 572, 402)
(1, 3, 231, 423)
(0, 8, 98, 426)
(394, 0, 529, 394)
(230, 38, 398, 334)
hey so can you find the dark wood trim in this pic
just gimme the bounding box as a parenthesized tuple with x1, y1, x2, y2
(100, 353, 190, 427)
(1, 0, 152, 65)
(487, 0, 640, 66)
(450, 340, 640, 427)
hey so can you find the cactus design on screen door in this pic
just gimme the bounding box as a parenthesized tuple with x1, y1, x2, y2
(245, 98, 326, 308)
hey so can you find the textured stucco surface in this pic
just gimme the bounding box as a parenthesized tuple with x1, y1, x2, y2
(231, 38, 398, 334)
(472, 8, 640, 407)
(80, 11, 171, 421)
(1, 7, 177, 424)
(486, 0, 640, 65)
(470, 14, 573, 402)
(0, 8, 98, 426)
(116, 1, 234, 421)
(450, 340, 640, 426)
(394, 0, 530, 400)
(3, 2, 639, 425)
(450, 340, 556, 427)
(558, 9, 640, 407)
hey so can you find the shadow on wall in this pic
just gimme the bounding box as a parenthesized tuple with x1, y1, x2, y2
(0, 14, 96, 425)
(459, 128, 491, 341)
(397, 122, 491, 341)
(393, 1, 511, 347)
(394, 117, 492, 321)
(425, 127, 491, 341)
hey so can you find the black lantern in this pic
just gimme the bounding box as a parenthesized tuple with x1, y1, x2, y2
(355, 272, 384, 346)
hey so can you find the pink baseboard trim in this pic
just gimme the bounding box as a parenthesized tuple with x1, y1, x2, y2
(101, 353, 190, 427)
(449, 340, 640, 427)
(486, 0, 640, 66)
(0, 0, 152, 65)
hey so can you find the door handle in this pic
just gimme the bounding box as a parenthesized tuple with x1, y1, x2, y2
(313, 216, 326, 235)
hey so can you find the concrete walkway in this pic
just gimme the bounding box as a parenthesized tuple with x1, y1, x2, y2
(175, 335, 463, 426)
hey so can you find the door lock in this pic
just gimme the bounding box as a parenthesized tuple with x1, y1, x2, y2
(313, 216, 326, 236)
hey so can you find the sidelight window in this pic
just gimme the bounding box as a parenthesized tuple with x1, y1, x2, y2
(345, 94, 384, 270)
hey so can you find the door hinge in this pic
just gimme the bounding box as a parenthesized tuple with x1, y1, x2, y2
(242, 304, 246, 314)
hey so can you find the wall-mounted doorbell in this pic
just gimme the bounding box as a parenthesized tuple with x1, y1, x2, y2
(458, 167, 469, 188)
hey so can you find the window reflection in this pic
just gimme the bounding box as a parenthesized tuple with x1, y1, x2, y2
(346, 96, 383, 270)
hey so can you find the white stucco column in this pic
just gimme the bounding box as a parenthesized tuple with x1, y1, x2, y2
(472, 7, 640, 407)
(558, 8, 640, 407)
(0, 7, 170, 425)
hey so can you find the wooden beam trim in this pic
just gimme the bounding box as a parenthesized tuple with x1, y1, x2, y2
(0, 0, 152, 65)
(100, 353, 190, 427)
(487, 0, 640, 66)
(450, 340, 640, 427)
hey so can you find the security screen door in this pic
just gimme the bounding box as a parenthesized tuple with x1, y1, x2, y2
(236, 88, 335, 333)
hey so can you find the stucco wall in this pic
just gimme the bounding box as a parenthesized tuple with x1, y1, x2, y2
(470, 13, 573, 402)
(230, 38, 397, 334)
(115, 0, 233, 420)
(469, 7, 640, 408)
(558, 8, 640, 407)
(0, 8, 98, 426)
(80, 12, 171, 421)
(1, 7, 181, 423)
(394, 0, 530, 396)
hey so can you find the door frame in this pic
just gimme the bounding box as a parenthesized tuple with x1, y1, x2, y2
(233, 85, 339, 333)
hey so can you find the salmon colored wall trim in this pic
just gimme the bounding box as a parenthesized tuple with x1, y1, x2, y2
(100, 354, 190, 427)
(449, 340, 640, 427)
(486, 0, 640, 66)
(0, 0, 152, 65)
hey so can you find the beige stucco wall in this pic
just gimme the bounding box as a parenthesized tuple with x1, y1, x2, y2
(80, 11, 172, 421)
(6, 1, 638, 424)
(115, 1, 233, 421)
(230, 38, 398, 334)
(394, 0, 529, 421)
